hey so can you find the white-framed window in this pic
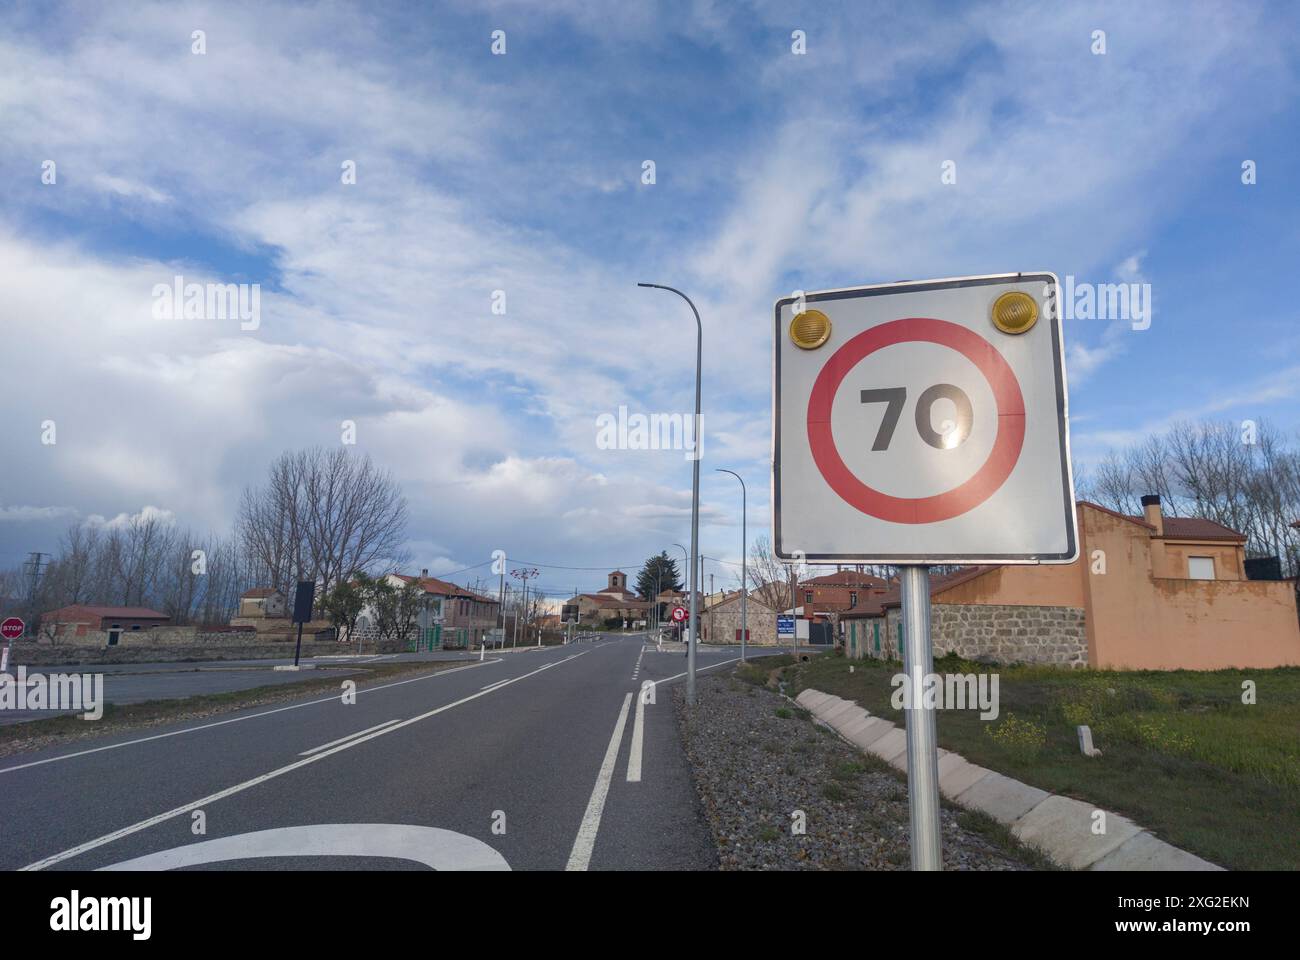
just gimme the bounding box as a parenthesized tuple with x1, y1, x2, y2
(1188, 556, 1216, 580)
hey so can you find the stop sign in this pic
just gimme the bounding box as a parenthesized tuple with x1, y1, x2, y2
(1, 617, 25, 641)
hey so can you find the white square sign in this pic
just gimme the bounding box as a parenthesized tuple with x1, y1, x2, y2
(773, 273, 1077, 564)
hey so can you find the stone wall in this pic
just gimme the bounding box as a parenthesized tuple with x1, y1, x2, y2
(859, 603, 1087, 668)
(10, 640, 362, 666)
(703, 601, 778, 645)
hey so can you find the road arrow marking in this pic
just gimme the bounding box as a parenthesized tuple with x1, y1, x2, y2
(98, 824, 509, 871)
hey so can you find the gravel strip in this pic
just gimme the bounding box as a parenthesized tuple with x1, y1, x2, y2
(676, 671, 1035, 870)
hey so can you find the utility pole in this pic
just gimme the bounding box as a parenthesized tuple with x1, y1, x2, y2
(24, 552, 49, 630)
(496, 561, 506, 651)
(510, 567, 539, 651)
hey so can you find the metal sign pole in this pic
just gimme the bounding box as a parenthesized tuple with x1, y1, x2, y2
(900, 564, 941, 870)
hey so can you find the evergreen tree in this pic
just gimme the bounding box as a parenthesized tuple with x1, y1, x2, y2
(635, 552, 682, 600)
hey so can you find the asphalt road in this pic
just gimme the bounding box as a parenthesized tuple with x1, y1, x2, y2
(0, 634, 779, 870)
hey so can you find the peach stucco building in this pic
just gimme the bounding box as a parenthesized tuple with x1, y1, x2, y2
(843, 497, 1300, 670)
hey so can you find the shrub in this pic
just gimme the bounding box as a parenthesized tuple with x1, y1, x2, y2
(985, 712, 1047, 761)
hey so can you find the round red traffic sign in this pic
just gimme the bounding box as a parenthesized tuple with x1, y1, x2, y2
(671, 607, 687, 623)
(806, 317, 1025, 524)
(1, 617, 25, 641)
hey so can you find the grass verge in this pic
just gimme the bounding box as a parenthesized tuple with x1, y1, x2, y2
(784, 652, 1300, 870)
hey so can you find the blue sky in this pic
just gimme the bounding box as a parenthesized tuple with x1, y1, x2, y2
(2, 0, 1299, 601)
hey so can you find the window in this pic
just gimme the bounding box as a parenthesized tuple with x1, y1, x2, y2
(804, 591, 814, 603)
(849, 591, 858, 608)
(1188, 556, 1215, 580)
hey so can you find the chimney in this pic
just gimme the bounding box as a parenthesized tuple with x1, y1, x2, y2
(1141, 494, 1164, 536)
(420, 568, 429, 578)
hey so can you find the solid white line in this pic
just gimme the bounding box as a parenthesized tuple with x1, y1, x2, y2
(298, 719, 402, 756)
(0, 659, 503, 776)
(626, 693, 645, 783)
(652, 656, 743, 687)
(22, 651, 589, 871)
(480, 678, 511, 692)
(565, 692, 633, 872)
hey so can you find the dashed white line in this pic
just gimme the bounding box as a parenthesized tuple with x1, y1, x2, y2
(566, 692, 633, 872)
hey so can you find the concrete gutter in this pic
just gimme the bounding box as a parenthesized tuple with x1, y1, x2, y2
(795, 688, 1223, 871)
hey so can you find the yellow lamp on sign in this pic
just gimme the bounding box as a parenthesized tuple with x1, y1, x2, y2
(991, 291, 1038, 335)
(790, 309, 831, 349)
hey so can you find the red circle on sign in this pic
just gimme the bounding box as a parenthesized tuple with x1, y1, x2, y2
(806, 317, 1025, 524)
(1, 617, 24, 640)
(672, 607, 687, 622)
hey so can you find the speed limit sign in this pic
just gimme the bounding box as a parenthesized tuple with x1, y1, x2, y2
(774, 273, 1077, 564)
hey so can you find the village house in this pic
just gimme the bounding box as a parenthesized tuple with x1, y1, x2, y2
(355, 571, 499, 649)
(841, 498, 1300, 670)
(562, 571, 649, 627)
(236, 587, 285, 619)
(700, 590, 779, 645)
(40, 605, 172, 646)
(799, 570, 890, 618)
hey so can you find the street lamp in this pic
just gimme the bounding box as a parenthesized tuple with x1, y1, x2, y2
(716, 468, 747, 663)
(641, 283, 703, 705)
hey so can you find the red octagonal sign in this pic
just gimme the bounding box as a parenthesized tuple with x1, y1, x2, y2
(1, 617, 25, 641)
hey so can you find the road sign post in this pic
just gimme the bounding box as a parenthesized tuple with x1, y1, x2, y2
(1, 617, 23, 673)
(773, 274, 1077, 872)
(899, 565, 940, 870)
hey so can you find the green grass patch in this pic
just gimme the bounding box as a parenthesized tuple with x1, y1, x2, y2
(735, 653, 797, 687)
(786, 653, 1300, 870)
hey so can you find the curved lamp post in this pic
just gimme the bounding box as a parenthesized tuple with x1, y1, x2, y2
(641, 283, 702, 705)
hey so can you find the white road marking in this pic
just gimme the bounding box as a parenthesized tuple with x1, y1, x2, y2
(20, 652, 590, 871)
(651, 656, 743, 688)
(0, 659, 502, 776)
(480, 678, 511, 692)
(298, 719, 403, 756)
(98, 824, 509, 871)
(626, 692, 646, 783)
(566, 692, 633, 872)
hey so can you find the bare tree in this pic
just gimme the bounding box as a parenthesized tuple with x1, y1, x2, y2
(237, 447, 410, 600)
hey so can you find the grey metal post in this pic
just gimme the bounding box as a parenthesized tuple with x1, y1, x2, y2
(497, 565, 506, 650)
(639, 283, 702, 707)
(716, 469, 746, 661)
(789, 566, 797, 657)
(900, 564, 941, 870)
